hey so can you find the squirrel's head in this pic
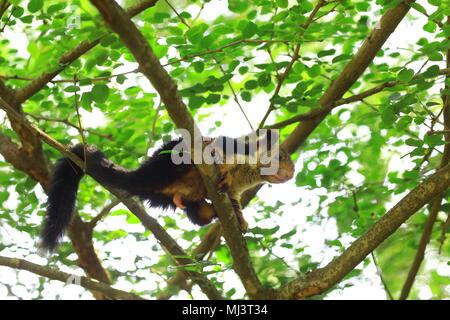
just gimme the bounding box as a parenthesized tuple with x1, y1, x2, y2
(255, 130, 295, 184)
(259, 147, 295, 184)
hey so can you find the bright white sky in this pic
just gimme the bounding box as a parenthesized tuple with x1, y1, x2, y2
(0, 0, 448, 300)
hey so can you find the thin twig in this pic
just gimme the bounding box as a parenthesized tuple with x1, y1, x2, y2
(410, 5, 444, 28)
(259, 0, 328, 128)
(165, 0, 190, 28)
(73, 75, 87, 171)
(89, 199, 122, 228)
(146, 98, 163, 158)
(162, 39, 290, 67)
(192, 2, 204, 23)
(439, 213, 450, 254)
(0, 1, 11, 19)
(0, 68, 139, 84)
(26, 113, 113, 140)
(371, 252, 394, 300)
(0, 5, 14, 33)
(266, 67, 450, 129)
(399, 18, 450, 299)
(165, 2, 255, 130)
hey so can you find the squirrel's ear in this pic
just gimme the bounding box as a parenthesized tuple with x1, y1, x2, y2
(256, 129, 279, 151)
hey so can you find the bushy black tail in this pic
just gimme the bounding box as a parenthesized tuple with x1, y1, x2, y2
(40, 144, 133, 253)
(39, 139, 190, 253)
(39, 146, 85, 253)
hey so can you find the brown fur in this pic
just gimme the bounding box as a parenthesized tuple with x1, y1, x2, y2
(167, 142, 295, 231)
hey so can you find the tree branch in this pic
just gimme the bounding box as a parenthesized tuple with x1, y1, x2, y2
(0, 95, 224, 300)
(12, 0, 160, 104)
(267, 68, 450, 130)
(88, 199, 122, 229)
(277, 162, 450, 299)
(399, 16, 450, 299)
(0, 255, 144, 300)
(0, 132, 48, 186)
(90, 0, 268, 299)
(0, 105, 114, 299)
(157, 223, 222, 300)
(26, 112, 114, 140)
(282, 0, 417, 154)
(163, 39, 291, 66)
(258, 0, 327, 128)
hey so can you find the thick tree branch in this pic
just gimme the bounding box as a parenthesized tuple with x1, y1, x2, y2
(0, 2, 162, 299)
(117, 193, 223, 300)
(282, 0, 416, 154)
(90, 0, 268, 299)
(157, 223, 222, 300)
(0, 96, 223, 300)
(267, 68, 450, 130)
(0, 256, 144, 300)
(0, 132, 48, 186)
(0, 81, 50, 184)
(1, 98, 114, 299)
(277, 162, 450, 299)
(68, 215, 113, 300)
(12, 0, 160, 104)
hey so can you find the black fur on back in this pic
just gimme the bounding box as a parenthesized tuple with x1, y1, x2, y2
(40, 138, 188, 253)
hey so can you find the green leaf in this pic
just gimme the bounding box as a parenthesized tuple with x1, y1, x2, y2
(80, 92, 93, 111)
(429, 52, 443, 61)
(381, 106, 396, 126)
(91, 84, 109, 103)
(110, 209, 129, 216)
(167, 26, 183, 36)
(193, 61, 205, 73)
(126, 214, 140, 224)
(166, 36, 185, 45)
(64, 85, 80, 93)
(397, 68, 414, 82)
(355, 2, 370, 11)
(228, 0, 249, 13)
(206, 94, 221, 104)
(239, 66, 249, 75)
(189, 95, 205, 109)
(28, 0, 43, 13)
(258, 73, 271, 87)
(317, 49, 336, 58)
(47, 3, 66, 15)
(405, 138, 423, 147)
(240, 91, 251, 102)
(215, 245, 232, 264)
(242, 21, 258, 38)
(212, 24, 234, 35)
(251, 226, 279, 236)
(276, 0, 288, 9)
(422, 65, 440, 78)
(410, 3, 427, 14)
(332, 54, 352, 63)
(12, 6, 24, 17)
(424, 134, 444, 146)
(423, 21, 437, 33)
(100, 34, 117, 47)
(244, 80, 258, 90)
(20, 15, 33, 24)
